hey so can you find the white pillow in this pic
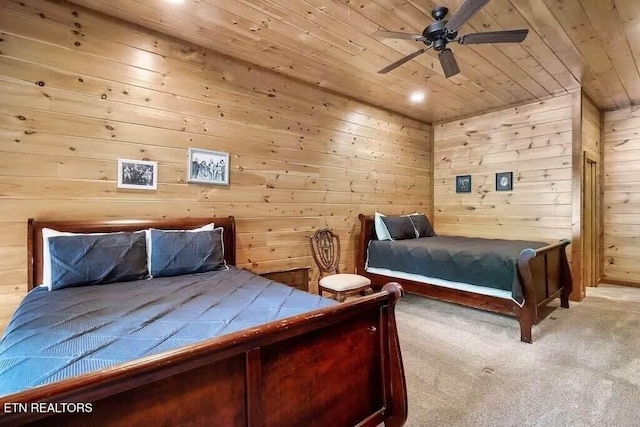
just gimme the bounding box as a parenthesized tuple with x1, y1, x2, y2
(41, 228, 116, 290)
(145, 223, 215, 276)
(374, 212, 392, 241)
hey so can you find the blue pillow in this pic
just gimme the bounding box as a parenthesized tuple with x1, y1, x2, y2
(148, 228, 227, 277)
(49, 232, 148, 290)
(380, 216, 417, 240)
(409, 214, 437, 237)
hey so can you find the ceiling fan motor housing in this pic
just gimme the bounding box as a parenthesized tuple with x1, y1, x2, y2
(423, 7, 458, 51)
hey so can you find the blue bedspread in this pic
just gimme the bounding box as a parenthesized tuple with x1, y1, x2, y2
(0, 267, 334, 396)
(367, 236, 548, 303)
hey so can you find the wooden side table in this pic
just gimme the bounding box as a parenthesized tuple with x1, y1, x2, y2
(260, 267, 310, 292)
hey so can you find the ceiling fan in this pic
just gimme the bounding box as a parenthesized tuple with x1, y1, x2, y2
(373, 0, 529, 78)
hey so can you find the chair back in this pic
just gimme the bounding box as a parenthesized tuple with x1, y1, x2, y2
(310, 228, 341, 277)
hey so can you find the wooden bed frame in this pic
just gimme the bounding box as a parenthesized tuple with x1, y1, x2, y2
(357, 214, 573, 343)
(0, 217, 407, 427)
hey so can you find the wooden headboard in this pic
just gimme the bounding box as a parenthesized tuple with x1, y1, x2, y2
(27, 217, 236, 290)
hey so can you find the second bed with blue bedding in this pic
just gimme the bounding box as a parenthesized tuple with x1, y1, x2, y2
(0, 267, 335, 397)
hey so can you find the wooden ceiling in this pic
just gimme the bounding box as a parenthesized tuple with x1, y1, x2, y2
(71, 0, 640, 123)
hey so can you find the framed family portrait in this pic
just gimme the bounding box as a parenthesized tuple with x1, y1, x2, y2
(117, 158, 158, 190)
(188, 148, 229, 186)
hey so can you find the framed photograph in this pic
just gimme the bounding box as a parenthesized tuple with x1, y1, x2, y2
(496, 172, 513, 191)
(117, 158, 158, 190)
(456, 175, 472, 193)
(188, 148, 229, 185)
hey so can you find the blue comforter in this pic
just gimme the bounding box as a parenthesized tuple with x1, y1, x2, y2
(0, 267, 334, 396)
(367, 236, 548, 303)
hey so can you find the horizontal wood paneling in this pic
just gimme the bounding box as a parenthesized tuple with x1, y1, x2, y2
(433, 94, 574, 243)
(50, 0, 640, 123)
(0, 0, 432, 330)
(603, 105, 640, 284)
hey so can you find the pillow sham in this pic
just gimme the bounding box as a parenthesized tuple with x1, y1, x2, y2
(374, 212, 392, 241)
(408, 213, 437, 237)
(380, 215, 417, 241)
(148, 227, 227, 278)
(145, 223, 215, 274)
(48, 231, 148, 291)
(42, 228, 118, 290)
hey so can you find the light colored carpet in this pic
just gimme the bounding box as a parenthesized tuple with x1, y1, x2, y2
(396, 285, 640, 426)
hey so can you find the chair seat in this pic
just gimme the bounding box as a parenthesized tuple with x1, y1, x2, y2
(319, 274, 371, 292)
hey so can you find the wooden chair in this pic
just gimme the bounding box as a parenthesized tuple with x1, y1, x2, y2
(310, 228, 372, 302)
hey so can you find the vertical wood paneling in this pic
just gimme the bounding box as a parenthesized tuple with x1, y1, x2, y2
(571, 91, 584, 298)
(433, 95, 574, 242)
(0, 0, 432, 328)
(581, 94, 602, 287)
(603, 106, 640, 284)
(582, 95, 602, 157)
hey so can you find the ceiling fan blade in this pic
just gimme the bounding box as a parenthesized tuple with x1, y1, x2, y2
(378, 47, 430, 74)
(445, 0, 491, 32)
(438, 49, 460, 78)
(459, 29, 529, 44)
(373, 30, 424, 41)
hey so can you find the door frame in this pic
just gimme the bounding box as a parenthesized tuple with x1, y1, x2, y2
(582, 152, 600, 288)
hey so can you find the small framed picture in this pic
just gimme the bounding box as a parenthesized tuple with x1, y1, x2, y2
(496, 172, 513, 191)
(117, 159, 158, 190)
(188, 148, 229, 186)
(456, 175, 472, 193)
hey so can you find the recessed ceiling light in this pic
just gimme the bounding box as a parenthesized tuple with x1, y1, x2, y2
(166, 0, 185, 4)
(409, 92, 425, 103)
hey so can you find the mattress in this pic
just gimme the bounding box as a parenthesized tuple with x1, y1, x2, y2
(365, 266, 518, 304)
(0, 267, 335, 397)
(366, 236, 548, 303)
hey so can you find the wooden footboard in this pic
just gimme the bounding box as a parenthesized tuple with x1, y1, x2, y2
(517, 239, 572, 342)
(0, 284, 407, 427)
(357, 214, 572, 343)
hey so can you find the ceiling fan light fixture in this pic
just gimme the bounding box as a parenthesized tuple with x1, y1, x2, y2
(409, 91, 426, 103)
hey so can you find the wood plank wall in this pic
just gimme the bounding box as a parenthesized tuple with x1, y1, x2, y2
(433, 95, 574, 243)
(581, 93, 602, 287)
(603, 105, 640, 285)
(0, 0, 432, 331)
(582, 96, 602, 158)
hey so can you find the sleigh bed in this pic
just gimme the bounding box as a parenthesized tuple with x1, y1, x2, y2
(0, 217, 407, 427)
(357, 214, 572, 343)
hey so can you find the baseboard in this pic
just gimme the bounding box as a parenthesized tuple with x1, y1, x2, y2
(598, 277, 640, 289)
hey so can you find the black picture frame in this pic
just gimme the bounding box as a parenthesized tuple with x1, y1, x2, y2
(455, 175, 472, 193)
(496, 172, 513, 191)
